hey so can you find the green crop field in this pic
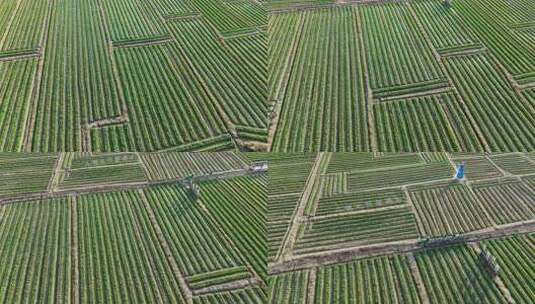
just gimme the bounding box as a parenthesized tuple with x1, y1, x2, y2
(268, 0, 535, 152)
(0, 0, 267, 152)
(0, 152, 267, 303)
(267, 152, 535, 303)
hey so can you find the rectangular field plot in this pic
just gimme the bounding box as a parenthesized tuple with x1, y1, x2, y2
(489, 153, 535, 175)
(482, 235, 535, 304)
(268, 11, 302, 103)
(471, 180, 535, 225)
(315, 188, 406, 216)
(100, 0, 168, 42)
(143, 184, 248, 276)
(373, 93, 483, 151)
(0, 154, 56, 196)
(268, 270, 310, 304)
(140, 152, 248, 180)
(314, 255, 422, 304)
(167, 19, 267, 132)
(28, 0, 122, 152)
(111, 44, 228, 151)
(347, 161, 454, 192)
(0, 59, 37, 151)
(59, 153, 147, 189)
(443, 53, 535, 151)
(0, 0, 48, 52)
(409, 183, 492, 236)
(77, 191, 186, 303)
(271, 7, 368, 152)
(193, 286, 265, 304)
(415, 245, 509, 304)
(361, 3, 447, 96)
(294, 206, 419, 255)
(411, 0, 481, 55)
(319, 172, 347, 198)
(201, 175, 267, 280)
(326, 153, 424, 173)
(0, 198, 72, 304)
(450, 156, 503, 180)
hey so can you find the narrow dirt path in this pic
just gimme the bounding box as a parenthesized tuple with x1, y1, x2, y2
(306, 267, 317, 303)
(70, 196, 79, 304)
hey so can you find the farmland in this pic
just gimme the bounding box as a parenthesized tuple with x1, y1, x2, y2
(0, 0, 267, 152)
(268, 0, 535, 152)
(0, 152, 267, 303)
(267, 152, 535, 303)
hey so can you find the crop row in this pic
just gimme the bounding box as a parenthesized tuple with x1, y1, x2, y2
(326, 153, 424, 173)
(271, 7, 368, 152)
(268, 270, 309, 303)
(193, 286, 266, 304)
(78, 191, 186, 303)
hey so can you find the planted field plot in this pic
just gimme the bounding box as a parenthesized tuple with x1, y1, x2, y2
(268, 270, 310, 303)
(443, 53, 535, 151)
(0, 154, 56, 196)
(326, 153, 424, 173)
(314, 255, 422, 304)
(193, 286, 266, 304)
(483, 235, 535, 303)
(78, 191, 187, 303)
(471, 179, 535, 225)
(409, 183, 492, 236)
(270, 7, 368, 152)
(294, 206, 419, 254)
(0, 59, 37, 151)
(489, 153, 535, 175)
(0, 0, 49, 53)
(415, 245, 509, 304)
(141, 152, 249, 180)
(347, 161, 454, 192)
(202, 175, 268, 280)
(316, 188, 405, 216)
(0, 198, 72, 304)
(411, 0, 482, 55)
(374, 93, 483, 152)
(58, 153, 147, 189)
(361, 3, 447, 97)
(29, 0, 122, 152)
